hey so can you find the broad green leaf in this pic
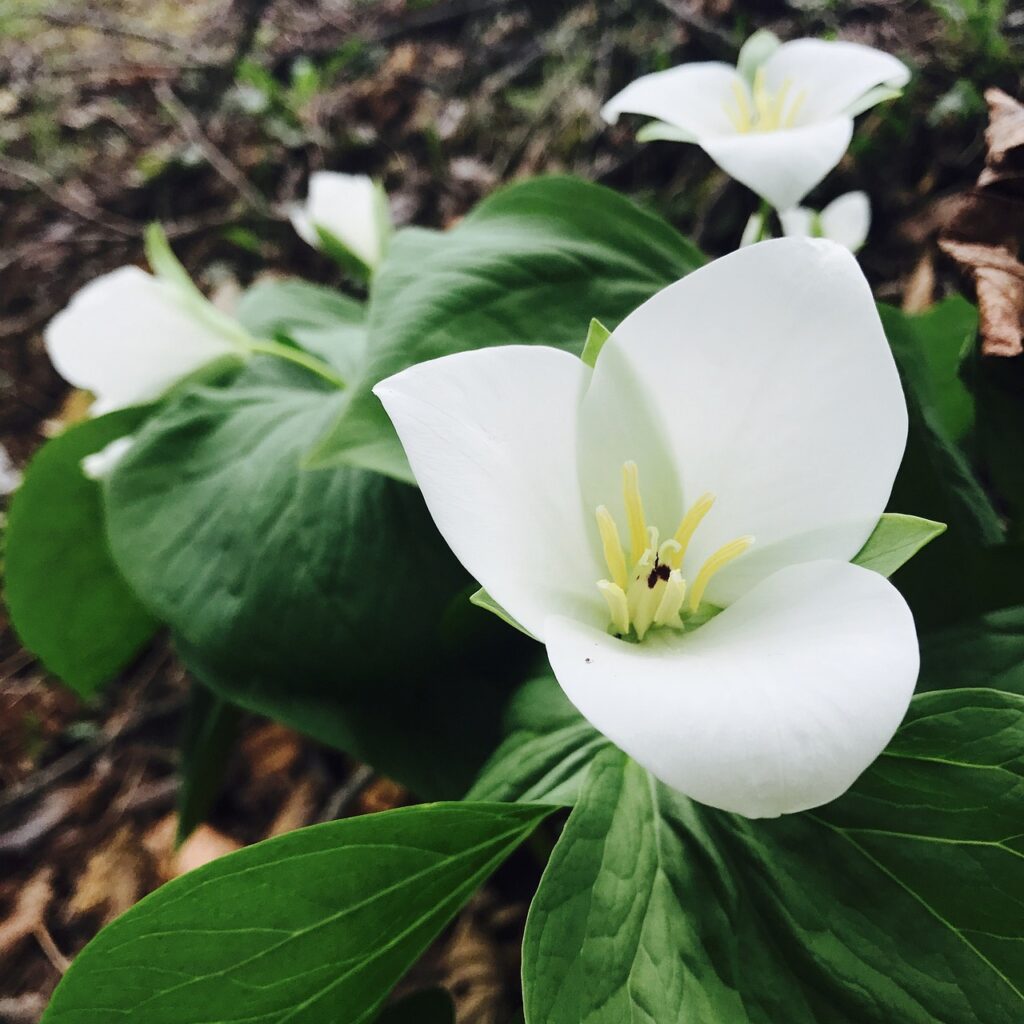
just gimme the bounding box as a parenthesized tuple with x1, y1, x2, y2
(42, 802, 552, 1024)
(884, 296, 976, 444)
(520, 685, 1024, 1023)
(852, 512, 946, 576)
(307, 175, 704, 472)
(105, 360, 530, 797)
(881, 302, 1004, 628)
(580, 317, 611, 368)
(375, 990, 455, 1024)
(919, 604, 1024, 695)
(176, 681, 241, 843)
(235, 278, 368, 383)
(4, 408, 158, 695)
(467, 675, 609, 805)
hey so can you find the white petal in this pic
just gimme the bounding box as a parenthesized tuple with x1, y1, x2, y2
(45, 267, 240, 414)
(739, 211, 765, 247)
(299, 172, 387, 269)
(82, 436, 135, 481)
(601, 63, 744, 139)
(287, 203, 319, 249)
(762, 39, 910, 123)
(578, 238, 907, 606)
(373, 346, 601, 641)
(821, 190, 871, 252)
(0, 444, 21, 495)
(701, 116, 853, 210)
(546, 560, 919, 818)
(778, 206, 816, 238)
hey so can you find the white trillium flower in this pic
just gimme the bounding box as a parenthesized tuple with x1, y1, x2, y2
(289, 171, 391, 274)
(375, 238, 918, 818)
(602, 33, 909, 210)
(45, 245, 250, 415)
(779, 190, 871, 252)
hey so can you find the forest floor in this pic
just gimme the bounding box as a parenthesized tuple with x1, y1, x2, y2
(1, 1, 1022, 1020)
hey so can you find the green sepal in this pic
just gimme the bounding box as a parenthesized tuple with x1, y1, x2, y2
(635, 121, 698, 144)
(853, 512, 947, 577)
(737, 29, 781, 83)
(581, 318, 612, 368)
(470, 588, 537, 641)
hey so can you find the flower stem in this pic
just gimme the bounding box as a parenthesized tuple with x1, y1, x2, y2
(247, 339, 346, 390)
(756, 198, 774, 242)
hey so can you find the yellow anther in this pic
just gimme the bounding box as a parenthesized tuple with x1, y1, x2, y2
(596, 505, 628, 590)
(688, 535, 755, 612)
(598, 580, 630, 636)
(670, 493, 715, 569)
(653, 570, 686, 629)
(622, 461, 648, 565)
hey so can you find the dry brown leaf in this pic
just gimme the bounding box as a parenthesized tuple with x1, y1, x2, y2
(240, 722, 302, 782)
(0, 868, 53, 956)
(174, 824, 241, 876)
(266, 778, 318, 838)
(940, 89, 1024, 357)
(69, 825, 149, 924)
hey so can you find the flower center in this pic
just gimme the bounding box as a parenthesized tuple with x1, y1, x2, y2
(595, 461, 754, 641)
(724, 68, 806, 134)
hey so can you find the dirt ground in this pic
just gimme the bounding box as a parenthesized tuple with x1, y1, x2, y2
(1, 1, 1022, 1020)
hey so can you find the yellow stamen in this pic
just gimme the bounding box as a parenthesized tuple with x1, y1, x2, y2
(596, 505, 628, 590)
(598, 580, 630, 635)
(727, 80, 753, 132)
(688, 535, 755, 612)
(653, 570, 686, 629)
(670, 493, 715, 569)
(622, 461, 647, 565)
(783, 89, 806, 128)
(658, 537, 681, 566)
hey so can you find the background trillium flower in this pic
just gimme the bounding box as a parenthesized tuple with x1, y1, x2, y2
(45, 265, 247, 415)
(289, 171, 391, 273)
(375, 238, 918, 819)
(779, 190, 871, 252)
(602, 34, 910, 211)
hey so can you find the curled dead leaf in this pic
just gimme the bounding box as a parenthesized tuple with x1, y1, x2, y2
(940, 88, 1024, 357)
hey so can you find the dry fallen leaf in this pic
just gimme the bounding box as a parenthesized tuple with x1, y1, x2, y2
(0, 869, 54, 957)
(69, 825, 149, 924)
(940, 89, 1024, 357)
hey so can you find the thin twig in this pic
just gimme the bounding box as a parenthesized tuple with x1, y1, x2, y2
(152, 81, 269, 213)
(0, 156, 138, 237)
(319, 765, 376, 823)
(35, 8, 221, 61)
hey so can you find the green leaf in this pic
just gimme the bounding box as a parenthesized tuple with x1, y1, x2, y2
(580, 317, 611, 368)
(42, 801, 552, 1024)
(105, 361, 531, 797)
(920, 604, 1024, 695)
(374, 989, 455, 1024)
(308, 175, 704, 473)
(176, 681, 241, 844)
(521, 687, 1024, 1023)
(469, 587, 535, 640)
(467, 675, 609, 804)
(852, 512, 947, 576)
(4, 408, 158, 695)
(881, 302, 1004, 628)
